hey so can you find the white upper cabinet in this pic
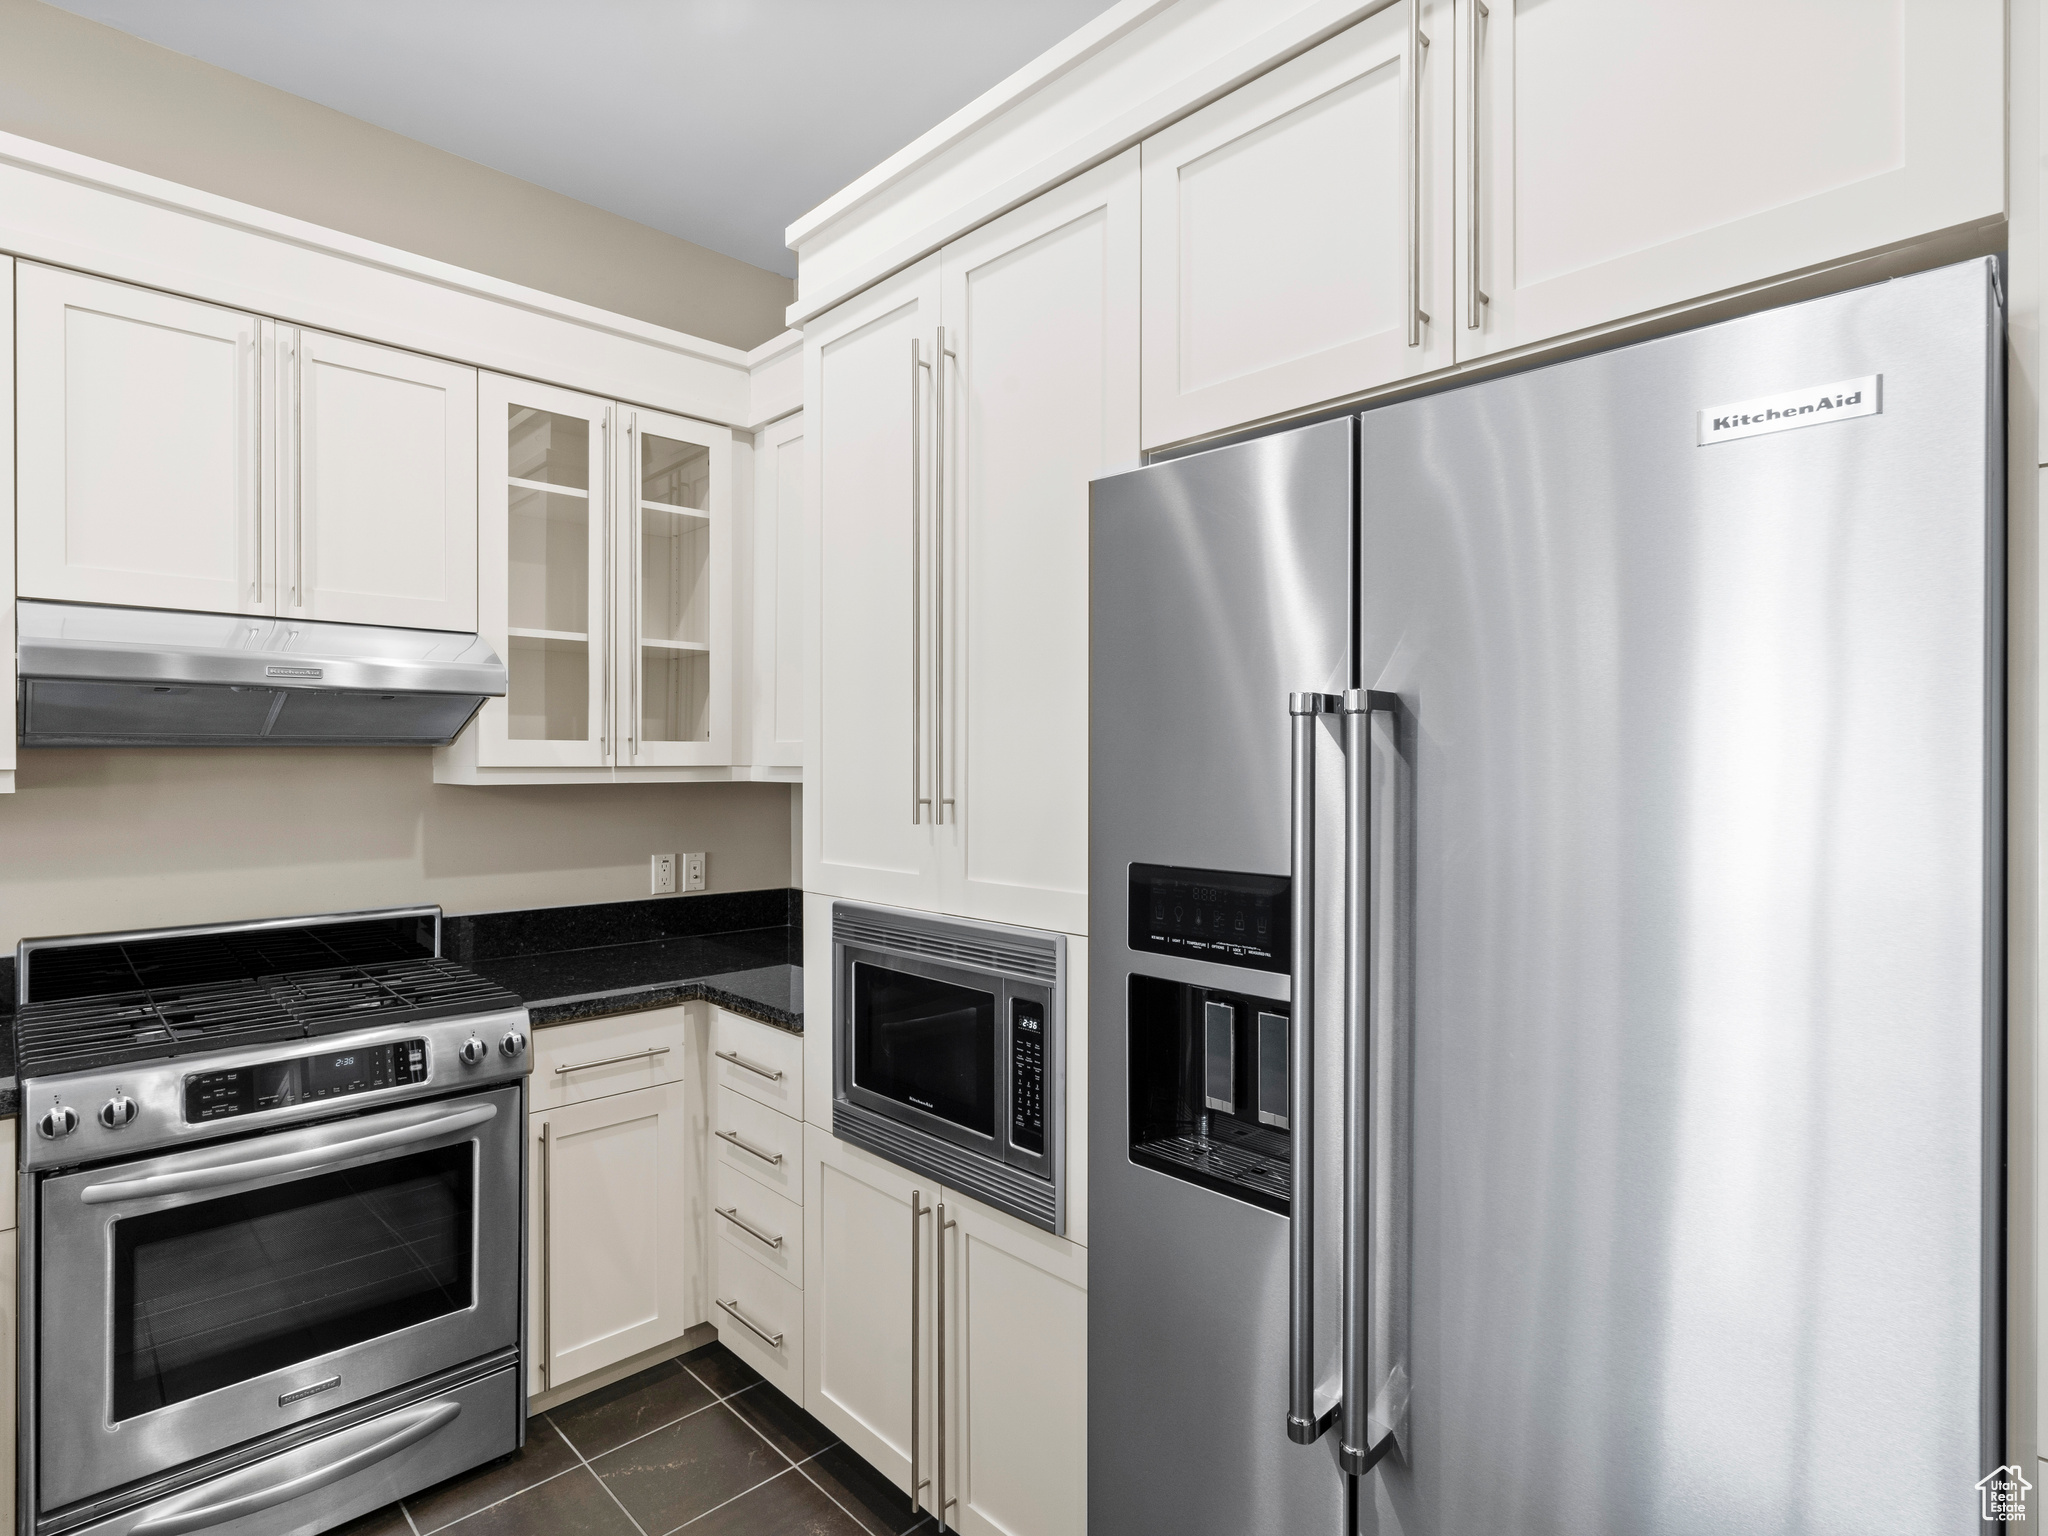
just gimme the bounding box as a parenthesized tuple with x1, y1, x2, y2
(1456, 0, 2002, 361)
(806, 254, 945, 908)
(17, 263, 265, 614)
(286, 329, 478, 631)
(1140, 2, 1452, 450)
(617, 406, 734, 768)
(748, 410, 806, 771)
(936, 151, 1139, 935)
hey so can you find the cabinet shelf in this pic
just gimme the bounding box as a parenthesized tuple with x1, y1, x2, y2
(640, 499, 710, 522)
(508, 626, 589, 644)
(639, 637, 709, 652)
(511, 475, 589, 499)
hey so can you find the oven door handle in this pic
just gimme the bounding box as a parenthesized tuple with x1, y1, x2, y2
(129, 1398, 461, 1536)
(79, 1104, 499, 1206)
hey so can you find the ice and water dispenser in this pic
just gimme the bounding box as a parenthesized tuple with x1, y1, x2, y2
(1126, 864, 1294, 1214)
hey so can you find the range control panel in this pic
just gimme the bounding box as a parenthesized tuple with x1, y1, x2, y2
(185, 1039, 430, 1123)
(1128, 864, 1289, 973)
(1010, 1000, 1046, 1156)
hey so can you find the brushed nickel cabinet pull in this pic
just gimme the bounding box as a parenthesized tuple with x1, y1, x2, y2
(716, 1127, 784, 1166)
(715, 1048, 784, 1082)
(552, 1046, 670, 1075)
(716, 1296, 783, 1349)
(1467, 0, 1491, 329)
(715, 1204, 785, 1249)
(1408, 0, 1432, 346)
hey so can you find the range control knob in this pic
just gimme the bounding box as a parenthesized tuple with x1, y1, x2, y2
(500, 1030, 528, 1059)
(459, 1036, 489, 1067)
(98, 1094, 138, 1130)
(37, 1104, 78, 1141)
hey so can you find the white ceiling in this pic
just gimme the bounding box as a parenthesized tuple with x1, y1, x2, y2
(44, 0, 1123, 278)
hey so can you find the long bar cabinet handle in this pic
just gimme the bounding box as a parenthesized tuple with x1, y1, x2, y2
(249, 332, 263, 604)
(934, 327, 958, 822)
(553, 1046, 670, 1075)
(911, 1190, 931, 1514)
(715, 1127, 785, 1166)
(714, 1204, 784, 1249)
(910, 337, 932, 824)
(1340, 689, 1401, 1475)
(1408, 0, 1432, 346)
(1288, 691, 1339, 1445)
(716, 1296, 784, 1349)
(600, 412, 612, 759)
(715, 1048, 784, 1082)
(539, 1119, 553, 1387)
(938, 1203, 958, 1530)
(1466, 0, 1490, 329)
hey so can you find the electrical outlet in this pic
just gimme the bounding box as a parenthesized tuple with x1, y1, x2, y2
(651, 853, 676, 895)
(684, 852, 707, 892)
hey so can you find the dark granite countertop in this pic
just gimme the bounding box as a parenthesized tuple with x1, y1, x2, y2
(449, 889, 804, 1034)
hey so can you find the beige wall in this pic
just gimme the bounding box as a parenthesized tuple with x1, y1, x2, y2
(0, 0, 793, 350)
(0, 750, 793, 951)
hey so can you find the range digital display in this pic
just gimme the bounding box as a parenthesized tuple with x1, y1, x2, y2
(1128, 864, 1289, 973)
(184, 1039, 430, 1123)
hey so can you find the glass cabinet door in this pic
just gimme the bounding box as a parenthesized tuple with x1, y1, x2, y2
(476, 374, 610, 768)
(615, 407, 733, 766)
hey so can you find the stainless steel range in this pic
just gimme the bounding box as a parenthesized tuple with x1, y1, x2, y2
(13, 907, 531, 1536)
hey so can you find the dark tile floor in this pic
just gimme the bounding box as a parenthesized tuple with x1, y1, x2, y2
(333, 1341, 932, 1536)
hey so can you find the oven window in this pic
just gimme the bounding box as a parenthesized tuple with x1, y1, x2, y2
(852, 962, 996, 1136)
(111, 1143, 474, 1421)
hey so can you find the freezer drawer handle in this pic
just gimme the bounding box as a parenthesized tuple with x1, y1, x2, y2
(716, 1296, 784, 1349)
(715, 1048, 784, 1082)
(129, 1398, 461, 1536)
(553, 1046, 671, 1075)
(80, 1104, 498, 1206)
(716, 1128, 785, 1166)
(1287, 691, 1341, 1446)
(715, 1203, 785, 1249)
(1340, 688, 1402, 1476)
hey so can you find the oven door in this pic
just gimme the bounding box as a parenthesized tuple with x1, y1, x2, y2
(36, 1084, 521, 1514)
(840, 949, 1005, 1158)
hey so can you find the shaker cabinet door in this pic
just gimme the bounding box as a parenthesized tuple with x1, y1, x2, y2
(16, 262, 267, 614)
(805, 255, 945, 907)
(935, 151, 1138, 936)
(1139, 0, 1452, 449)
(287, 329, 478, 631)
(1456, 0, 2002, 362)
(804, 1127, 936, 1507)
(749, 410, 806, 771)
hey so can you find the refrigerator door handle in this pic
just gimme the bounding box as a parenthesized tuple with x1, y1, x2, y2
(1340, 688, 1401, 1475)
(1288, 690, 1341, 1445)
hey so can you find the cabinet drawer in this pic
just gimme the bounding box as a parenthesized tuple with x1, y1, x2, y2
(713, 1161, 804, 1285)
(530, 1009, 688, 1112)
(714, 1240, 803, 1399)
(713, 1086, 801, 1201)
(710, 1009, 803, 1118)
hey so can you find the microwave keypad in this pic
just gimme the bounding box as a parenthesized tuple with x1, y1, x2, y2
(1011, 1000, 1046, 1156)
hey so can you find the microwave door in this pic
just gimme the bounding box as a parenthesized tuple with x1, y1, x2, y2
(848, 959, 999, 1149)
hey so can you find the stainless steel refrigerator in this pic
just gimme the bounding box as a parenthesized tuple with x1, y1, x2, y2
(1088, 257, 2002, 1536)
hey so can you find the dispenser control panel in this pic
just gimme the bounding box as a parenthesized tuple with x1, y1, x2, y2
(1128, 864, 1288, 973)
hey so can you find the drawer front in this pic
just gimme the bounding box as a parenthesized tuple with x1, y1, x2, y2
(714, 1240, 803, 1399)
(531, 1008, 688, 1112)
(710, 1009, 804, 1118)
(713, 1160, 804, 1285)
(713, 1086, 801, 1201)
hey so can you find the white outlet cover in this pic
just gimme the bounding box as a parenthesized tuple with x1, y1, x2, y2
(652, 853, 677, 894)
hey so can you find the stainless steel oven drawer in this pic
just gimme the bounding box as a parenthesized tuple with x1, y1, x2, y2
(56, 1360, 520, 1536)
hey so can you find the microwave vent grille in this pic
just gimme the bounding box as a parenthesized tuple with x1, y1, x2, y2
(832, 915, 1057, 984)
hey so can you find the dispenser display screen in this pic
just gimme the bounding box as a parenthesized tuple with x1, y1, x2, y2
(1128, 865, 1288, 973)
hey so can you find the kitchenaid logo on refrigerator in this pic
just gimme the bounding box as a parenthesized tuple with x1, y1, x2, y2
(1697, 374, 1880, 446)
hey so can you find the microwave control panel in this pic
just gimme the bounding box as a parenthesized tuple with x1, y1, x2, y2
(185, 1038, 430, 1123)
(1010, 1000, 1046, 1156)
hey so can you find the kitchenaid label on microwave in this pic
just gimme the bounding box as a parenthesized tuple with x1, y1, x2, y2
(1697, 374, 1879, 446)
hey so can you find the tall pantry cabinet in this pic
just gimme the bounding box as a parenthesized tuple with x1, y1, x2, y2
(804, 149, 1138, 936)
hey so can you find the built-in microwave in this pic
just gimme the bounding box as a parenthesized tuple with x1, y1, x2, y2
(832, 902, 1066, 1233)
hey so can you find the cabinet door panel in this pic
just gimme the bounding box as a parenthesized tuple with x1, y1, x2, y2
(1459, 0, 2001, 360)
(291, 330, 477, 630)
(475, 372, 610, 768)
(1140, 2, 1452, 449)
(939, 1194, 1087, 1536)
(17, 263, 265, 613)
(805, 1127, 934, 1501)
(939, 153, 1138, 935)
(538, 1083, 690, 1390)
(750, 411, 806, 770)
(806, 256, 944, 906)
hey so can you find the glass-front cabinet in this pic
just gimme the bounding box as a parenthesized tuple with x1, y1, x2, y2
(471, 372, 733, 771)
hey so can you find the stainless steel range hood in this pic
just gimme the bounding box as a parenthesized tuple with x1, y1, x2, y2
(16, 600, 507, 747)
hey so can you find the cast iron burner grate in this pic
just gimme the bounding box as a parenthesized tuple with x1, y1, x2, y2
(16, 957, 520, 1079)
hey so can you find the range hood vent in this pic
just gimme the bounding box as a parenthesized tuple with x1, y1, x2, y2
(16, 601, 507, 748)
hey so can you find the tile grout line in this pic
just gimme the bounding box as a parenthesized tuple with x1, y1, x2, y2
(705, 1376, 883, 1536)
(400, 1502, 423, 1536)
(665, 1462, 800, 1533)
(547, 1411, 653, 1536)
(404, 1422, 587, 1536)
(788, 1447, 907, 1536)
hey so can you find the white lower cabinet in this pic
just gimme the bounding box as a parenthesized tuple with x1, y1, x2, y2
(531, 1076, 693, 1395)
(804, 1127, 1086, 1531)
(714, 1235, 805, 1400)
(710, 1048, 808, 1397)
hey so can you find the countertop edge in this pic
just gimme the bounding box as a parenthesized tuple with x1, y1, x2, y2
(526, 979, 801, 1035)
